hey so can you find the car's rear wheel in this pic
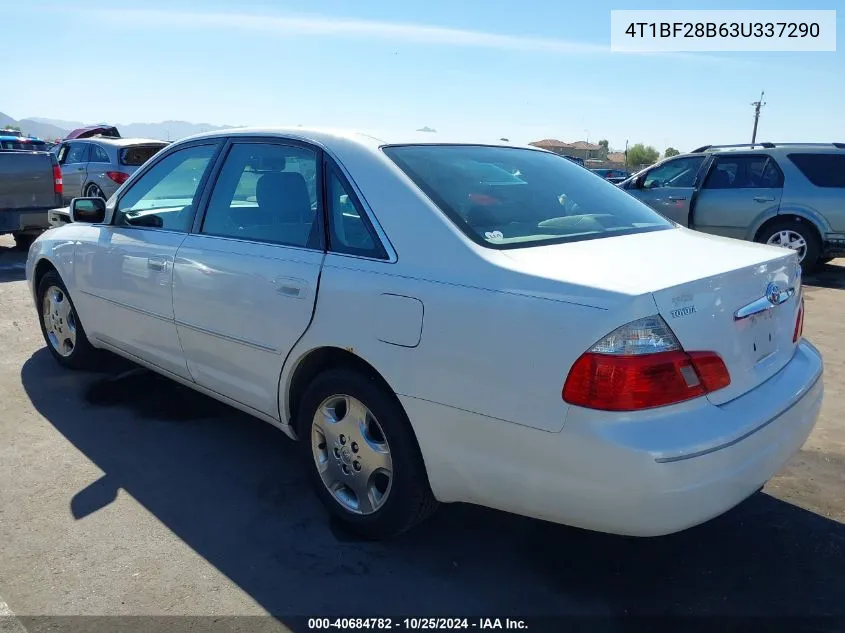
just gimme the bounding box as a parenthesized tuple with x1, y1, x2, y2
(84, 183, 105, 200)
(298, 368, 437, 539)
(757, 219, 821, 272)
(37, 270, 99, 369)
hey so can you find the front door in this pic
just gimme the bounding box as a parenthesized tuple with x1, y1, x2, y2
(59, 142, 90, 202)
(72, 142, 221, 379)
(692, 154, 784, 240)
(172, 139, 324, 417)
(630, 154, 707, 226)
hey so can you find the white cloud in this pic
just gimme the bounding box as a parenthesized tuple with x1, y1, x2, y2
(91, 8, 613, 55)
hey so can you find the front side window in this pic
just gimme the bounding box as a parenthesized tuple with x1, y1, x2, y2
(114, 144, 217, 232)
(383, 144, 672, 249)
(788, 153, 845, 188)
(642, 156, 705, 189)
(64, 142, 89, 164)
(201, 142, 320, 248)
(703, 155, 784, 189)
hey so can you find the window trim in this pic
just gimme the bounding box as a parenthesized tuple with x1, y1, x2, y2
(701, 153, 784, 190)
(110, 138, 224, 233)
(190, 136, 326, 252)
(324, 157, 389, 261)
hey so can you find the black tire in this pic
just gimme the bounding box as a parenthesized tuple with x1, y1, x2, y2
(756, 219, 821, 273)
(12, 233, 36, 250)
(84, 183, 106, 200)
(297, 368, 437, 539)
(36, 270, 100, 370)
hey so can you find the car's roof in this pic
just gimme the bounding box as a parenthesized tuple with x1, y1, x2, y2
(695, 143, 845, 156)
(80, 137, 168, 147)
(177, 126, 544, 153)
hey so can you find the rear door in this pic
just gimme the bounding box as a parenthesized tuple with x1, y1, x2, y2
(172, 138, 324, 417)
(59, 141, 90, 201)
(628, 155, 707, 225)
(693, 154, 784, 239)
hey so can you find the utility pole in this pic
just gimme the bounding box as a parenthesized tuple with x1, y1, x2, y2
(624, 139, 629, 169)
(750, 91, 765, 147)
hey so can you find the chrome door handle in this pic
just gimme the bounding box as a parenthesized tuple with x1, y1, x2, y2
(753, 196, 775, 203)
(147, 257, 167, 271)
(667, 196, 687, 201)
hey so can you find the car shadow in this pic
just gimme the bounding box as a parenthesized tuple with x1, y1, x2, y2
(805, 259, 845, 291)
(0, 240, 27, 282)
(20, 350, 845, 629)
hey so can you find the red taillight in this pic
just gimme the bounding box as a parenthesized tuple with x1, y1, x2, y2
(793, 298, 805, 343)
(563, 350, 730, 411)
(106, 171, 129, 184)
(52, 164, 63, 195)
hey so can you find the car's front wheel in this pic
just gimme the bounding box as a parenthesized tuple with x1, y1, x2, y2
(298, 368, 437, 539)
(37, 270, 99, 369)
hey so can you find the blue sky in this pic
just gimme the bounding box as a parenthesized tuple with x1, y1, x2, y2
(4, 0, 843, 151)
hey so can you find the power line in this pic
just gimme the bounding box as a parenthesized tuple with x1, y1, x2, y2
(751, 91, 766, 147)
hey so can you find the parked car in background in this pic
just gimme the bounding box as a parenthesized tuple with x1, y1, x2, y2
(563, 155, 585, 167)
(56, 137, 168, 201)
(0, 128, 24, 138)
(1, 135, 48, 151)
(27, 128, 821, 539)
(591, 168, 630, 184)
(620, 143, 845, 270)
(0, 148, 62, 248)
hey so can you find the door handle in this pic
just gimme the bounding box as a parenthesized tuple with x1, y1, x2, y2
(754, 196, 775, 203)
(274, 276, 309, 299)
(147, 257, 168, 271)
(667, 196, 687, 201)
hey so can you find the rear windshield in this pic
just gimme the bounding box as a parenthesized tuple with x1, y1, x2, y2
(383, 144, 672, 249)
(120, 144, 167, 166)
(788, 153, 845, 188)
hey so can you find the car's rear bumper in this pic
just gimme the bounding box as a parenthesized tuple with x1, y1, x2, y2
(404, 340, 823, 536)
(822, 233, 845, 258)
(0, 208, 53, 234)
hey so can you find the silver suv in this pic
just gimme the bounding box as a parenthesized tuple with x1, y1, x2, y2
(56, 137, 168, 203)
(620, 142, 845, 270)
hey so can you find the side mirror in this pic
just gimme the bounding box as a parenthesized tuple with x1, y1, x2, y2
(69, 197, 107, 224)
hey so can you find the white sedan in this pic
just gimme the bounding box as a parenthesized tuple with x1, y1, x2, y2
(26, 128, 823, 539)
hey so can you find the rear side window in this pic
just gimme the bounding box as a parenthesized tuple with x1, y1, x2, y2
(121, 144, 167, 166)
(383, 144, 672, 249)
(788, 153, 845, 188)
(703, 155, 784, 189)
(90, 145, 110, 163)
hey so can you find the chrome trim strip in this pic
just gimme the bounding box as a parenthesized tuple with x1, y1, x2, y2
(734, 285, 795, 320)
(78, 289, 172, 322)
(175, 319, 279, 353)
(655, 373, 821, 464)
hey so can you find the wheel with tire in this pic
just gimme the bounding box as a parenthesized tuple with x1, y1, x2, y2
(84, 183, 106, 200)
(298, 368, 437, 539)
(12, 233, 36, 250)
(36, 270, 100, 369)
(757, 219, 821, 273)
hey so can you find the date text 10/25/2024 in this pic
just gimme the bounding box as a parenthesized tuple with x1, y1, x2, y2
(307, 618, 528, 630)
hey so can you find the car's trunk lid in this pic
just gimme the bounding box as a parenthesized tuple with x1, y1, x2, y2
(498, 227, 803, 405)
(651, 253, 802, 405)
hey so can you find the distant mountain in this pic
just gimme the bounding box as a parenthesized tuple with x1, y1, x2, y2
(2, 113, 236, 141)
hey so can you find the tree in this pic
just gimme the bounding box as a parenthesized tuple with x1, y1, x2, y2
(664, 147, 680, 158)
(627, 143, 660, 166)
(598, 139, 609, 159)
(3, 125, 21, 131)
